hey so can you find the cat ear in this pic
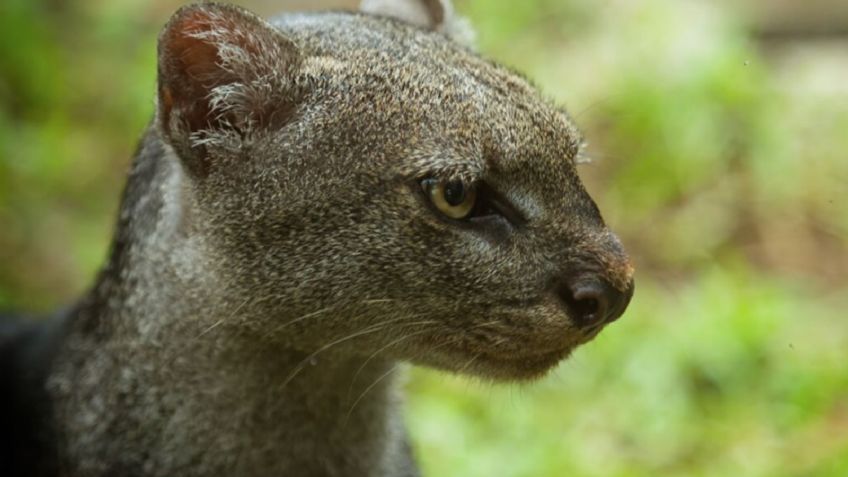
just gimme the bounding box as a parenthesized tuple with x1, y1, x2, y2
(359, 0, 475, 46)
(157, 3, 301, 176)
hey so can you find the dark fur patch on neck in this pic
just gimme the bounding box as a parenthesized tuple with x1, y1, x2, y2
(0, 311, 64, 477)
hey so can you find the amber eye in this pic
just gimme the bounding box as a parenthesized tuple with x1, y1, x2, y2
(422, 178, 478, 220)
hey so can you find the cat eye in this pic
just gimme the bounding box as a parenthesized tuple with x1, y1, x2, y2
(422, 178, 478, 220)
(418, 177, 526, 232)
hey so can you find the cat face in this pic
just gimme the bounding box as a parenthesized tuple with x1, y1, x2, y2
(157, 1, 633, 380)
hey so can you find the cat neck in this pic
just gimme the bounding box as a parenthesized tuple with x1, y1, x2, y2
(48, 130, 414, 476)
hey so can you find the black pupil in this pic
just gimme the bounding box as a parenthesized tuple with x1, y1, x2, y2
(443, 181, 466, 206)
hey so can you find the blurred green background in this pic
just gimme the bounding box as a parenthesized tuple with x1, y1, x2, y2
(1, 0, 846, 475)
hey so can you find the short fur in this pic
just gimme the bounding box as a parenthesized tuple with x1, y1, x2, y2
(2, 1, 634, 476)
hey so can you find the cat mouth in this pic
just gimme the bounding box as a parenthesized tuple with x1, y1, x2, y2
(409, 305, 600, 380)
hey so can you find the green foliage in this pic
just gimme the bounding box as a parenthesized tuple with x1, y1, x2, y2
(0, 0, 158, 310)
(410, 268, 848, 477)
(0, 0, 845, 475)
(417, 0, 848, 474)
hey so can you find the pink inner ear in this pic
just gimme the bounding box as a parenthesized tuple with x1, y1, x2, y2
(169, 11, 232, 86)
(158, 3, 302, 155)
(159, 10, 235, 135)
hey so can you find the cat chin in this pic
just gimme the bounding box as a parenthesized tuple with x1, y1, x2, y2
(411, 344, 574, 382)
(467, 347, 573, 381)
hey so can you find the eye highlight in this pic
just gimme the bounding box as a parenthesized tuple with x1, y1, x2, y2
(421, 178, 478, 220)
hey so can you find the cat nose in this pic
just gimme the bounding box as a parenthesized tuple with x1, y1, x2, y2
(557, 277, 634, 329)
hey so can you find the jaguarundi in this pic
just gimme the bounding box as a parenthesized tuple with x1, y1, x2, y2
(0, 0, 635, 475)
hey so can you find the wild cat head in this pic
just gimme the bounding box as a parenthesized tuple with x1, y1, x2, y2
(155, 0, 634, 380)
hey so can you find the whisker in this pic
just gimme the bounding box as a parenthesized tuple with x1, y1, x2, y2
(403, 319, 502, 361)
(571, 94, 620, 120)
(278, 315, 419, 389)
(361, 298, 396, 304)
(343, 364, 400, 427)
(269, 304, 337, 334)
(267, 296, 401, 337)
(194, 294, 253, 339)
(457, 351, 484, 375)
(346, 322, 438, 401)
(396, 323, 494, 373)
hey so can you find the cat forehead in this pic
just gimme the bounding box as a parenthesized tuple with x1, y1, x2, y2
(274, 12, 544, 106)
(274, 12, 583, 177)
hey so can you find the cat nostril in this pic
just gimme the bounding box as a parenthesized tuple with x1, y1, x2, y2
(559, 283, 610, 328)
(557, 277, 635, 329)
(572, 287, 603, 318)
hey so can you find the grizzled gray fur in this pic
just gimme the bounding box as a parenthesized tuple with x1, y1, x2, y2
(2, 1, 635, 476)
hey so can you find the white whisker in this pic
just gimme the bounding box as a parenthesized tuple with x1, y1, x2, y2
(343, 365, 400, 426)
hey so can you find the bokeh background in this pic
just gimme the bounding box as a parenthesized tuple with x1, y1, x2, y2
(1, 0, 847, 475)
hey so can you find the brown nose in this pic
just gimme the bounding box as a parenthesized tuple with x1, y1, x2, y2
(557, 278, 634, 329)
